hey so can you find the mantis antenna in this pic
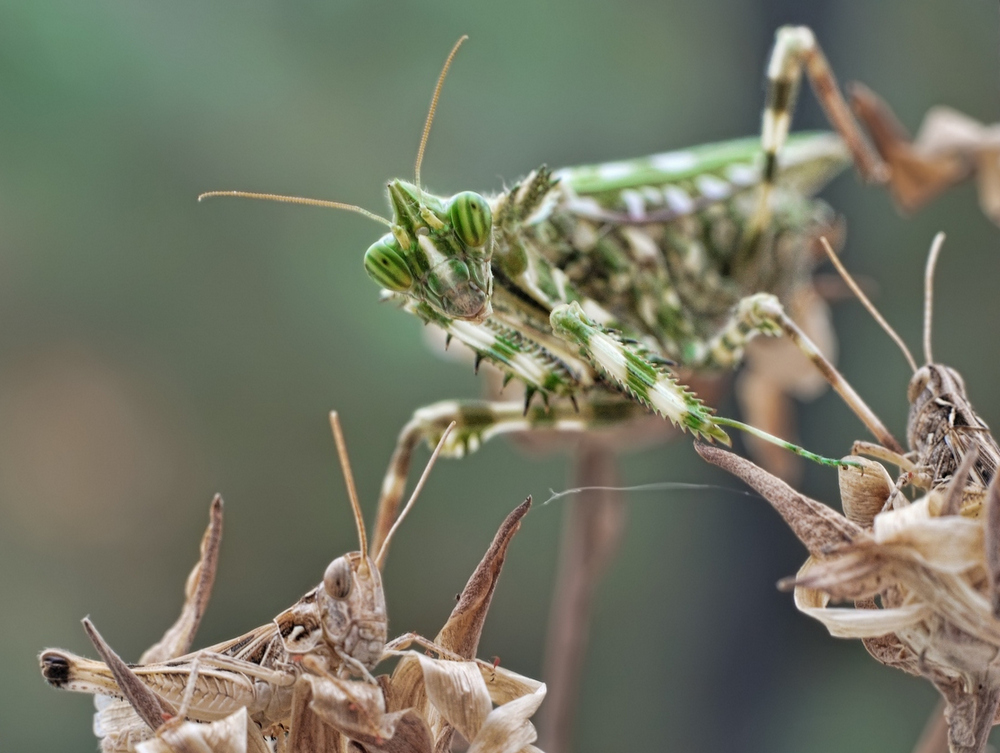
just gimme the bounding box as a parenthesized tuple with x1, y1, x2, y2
(374, 421, 456, 570)
(819, 237, 918, 373)
(923, 231, 946, 364)
(414, 35, 469, 194)
(197, 190, 392, 227)
(328, 411, 369, 565)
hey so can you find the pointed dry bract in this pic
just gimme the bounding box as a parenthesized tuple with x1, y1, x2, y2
(297, 497, 544, 753)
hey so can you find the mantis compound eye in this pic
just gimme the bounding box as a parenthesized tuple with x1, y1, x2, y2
(449, 191, 492, 248)
(323, 557, 353, 600)
(364, 237, 413, 292)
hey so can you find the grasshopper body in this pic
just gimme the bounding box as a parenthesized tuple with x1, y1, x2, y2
(39, 413, 411, 749)
(906, 363, 999, 493)
(41, 551, 386, 727)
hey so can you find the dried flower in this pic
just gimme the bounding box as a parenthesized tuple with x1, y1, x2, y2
(698, 443, 1000, 753)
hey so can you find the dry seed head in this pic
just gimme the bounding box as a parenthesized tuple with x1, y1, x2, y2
(838, 456, 894, 527)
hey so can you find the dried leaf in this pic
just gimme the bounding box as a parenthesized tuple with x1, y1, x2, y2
(436, 497, 531, 659)
(143, 496, 224, 664)
(695, 444, 862, 554)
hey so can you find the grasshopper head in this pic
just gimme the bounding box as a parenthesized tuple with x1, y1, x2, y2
(364, 179, 494, 323)
(316, 552, 387, 671)
(905, 363, 997, 488)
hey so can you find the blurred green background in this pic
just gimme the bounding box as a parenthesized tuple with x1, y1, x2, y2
(3, 1, 1000, 750)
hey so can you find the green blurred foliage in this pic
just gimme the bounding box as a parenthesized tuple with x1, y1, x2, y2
(2, 0, 999, 751)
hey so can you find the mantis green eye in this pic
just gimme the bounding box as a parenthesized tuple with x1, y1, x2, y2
(364, 238, 413, 292)
(449, 191, 492, 248)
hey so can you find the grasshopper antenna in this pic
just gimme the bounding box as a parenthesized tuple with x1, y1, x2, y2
(197, 191, 393, 227)
(923, 231, 946, 364)
(819, 237, 918, 373)
(374, 422, 456, 570)
(329, 412, 369, 567)
(414, 35, 468, 194)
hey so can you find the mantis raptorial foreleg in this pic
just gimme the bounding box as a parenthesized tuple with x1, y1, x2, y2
(372, 396, 649, 553)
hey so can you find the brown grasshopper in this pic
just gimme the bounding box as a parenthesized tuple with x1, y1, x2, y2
(827, 232, 997, 516)
(40, 411, 454, 750)
(717, 231, 998, 524)
(693, 235, 1000, 753)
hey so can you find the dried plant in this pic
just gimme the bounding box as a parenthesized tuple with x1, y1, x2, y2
(40, 414, 544, 753)
(851, 83, 1000, 226)
(697, 442, 1000, 753)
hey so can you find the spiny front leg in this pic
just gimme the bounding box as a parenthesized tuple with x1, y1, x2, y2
(549, 302, 730, 444)
(371, 396, 650, 554)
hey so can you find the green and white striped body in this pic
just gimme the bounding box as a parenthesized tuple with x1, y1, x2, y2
(366, 131, 849, 447)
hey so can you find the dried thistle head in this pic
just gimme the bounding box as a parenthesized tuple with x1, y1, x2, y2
(698, 442, 1000, 753)
(78, 497, 544, 753)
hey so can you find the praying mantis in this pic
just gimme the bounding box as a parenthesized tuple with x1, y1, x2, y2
(197, 24, 992, 752)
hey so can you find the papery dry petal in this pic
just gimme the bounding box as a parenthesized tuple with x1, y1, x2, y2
(386, 653, 428, 714)
(839, 457, 892, 527)
(95, 696, 153, 752)
(785, 551, 891, 601)
(286, 675, 341, 753)
(696, 444, 863, 554)
(792, 557, 931, 638)
(800, 602, 932, 638)
(466, 684, 546, 753)
(874, 514, 982, 574)
(894, 569, 1000, 646)
(416, 655, 492, 744)
(984, 472, 1000, 617)
(436, 498, 531, 659)
(135, 708, 271, 753)
(359, 710, 435, 753)
(479, 664, 543, 706)
(304, 673, 400, 742)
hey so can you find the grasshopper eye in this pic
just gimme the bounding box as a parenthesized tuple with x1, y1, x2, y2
(907, 367, 931, 404)
(449, 191, 492, 248)
(364, 238, 413, 292)
(323, 557, 353, 600)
